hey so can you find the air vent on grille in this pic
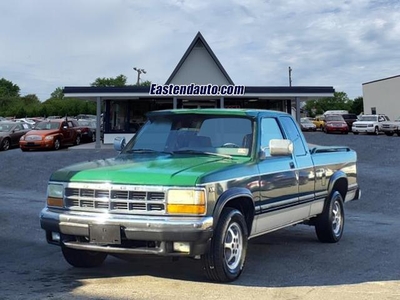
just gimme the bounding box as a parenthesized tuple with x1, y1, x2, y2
(64, 186, 166, 214)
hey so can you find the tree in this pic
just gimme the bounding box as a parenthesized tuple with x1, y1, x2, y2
(51, 87, 64, 99)
(350, 96, 363, 115)
(0, 78, 20, 97)
(303, 91, 352, 117)
(91, 74, 127, 87)
(139, 80, 152, 87)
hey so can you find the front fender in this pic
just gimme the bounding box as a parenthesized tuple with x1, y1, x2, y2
(212, 187, 255, 233)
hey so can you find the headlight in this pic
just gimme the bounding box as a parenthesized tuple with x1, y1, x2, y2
(368, 124, 373, 127)
(167, 189, 206, 215)
(45, 136, 54, 141)
(47, 184, 64, 207)
(20, 135, 25, 141)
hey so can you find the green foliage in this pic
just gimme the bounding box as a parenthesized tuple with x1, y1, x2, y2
(91, 74, 127, 87)
(51, 87, 64, 99)
(350, 97, 363, 114)
(0, 78, 20, 97)
(303, 91, 362, 117)
(139, 80, 152, 87)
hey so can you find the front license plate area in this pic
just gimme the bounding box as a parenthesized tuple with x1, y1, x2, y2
(89, 224, 121, 244)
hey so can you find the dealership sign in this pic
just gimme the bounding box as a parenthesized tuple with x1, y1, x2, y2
(149, 83, 245, 96)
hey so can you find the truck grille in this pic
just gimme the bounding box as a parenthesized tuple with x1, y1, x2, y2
(64, 184, 167, 214)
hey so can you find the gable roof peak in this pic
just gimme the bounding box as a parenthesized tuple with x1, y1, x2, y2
(165, 32, 234, 85)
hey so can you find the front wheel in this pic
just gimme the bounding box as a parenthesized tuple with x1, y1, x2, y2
(315, 191, 344, 243)
(374, 127, 379, 135)
(62, 247, 107, 268)
(202, 208, 248, 282)
(54, 139, 61, 150)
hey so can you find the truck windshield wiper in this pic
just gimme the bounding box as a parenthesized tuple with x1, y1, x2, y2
(173, 149, 232, 159)
(124, 149, 174, 155)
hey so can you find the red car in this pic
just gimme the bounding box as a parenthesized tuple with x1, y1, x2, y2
(324, 115, 349, 134)
(19, 119, 82, 151)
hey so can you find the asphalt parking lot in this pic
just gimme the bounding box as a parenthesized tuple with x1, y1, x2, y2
(0, 132, 399, 300)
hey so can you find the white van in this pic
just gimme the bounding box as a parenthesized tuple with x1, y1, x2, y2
(323, 110, 349, 116)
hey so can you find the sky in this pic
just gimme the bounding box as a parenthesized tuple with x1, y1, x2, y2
(1, 0, 399, 101)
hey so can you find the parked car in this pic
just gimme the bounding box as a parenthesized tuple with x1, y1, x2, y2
(323, 114, 349, 134)
(312, 115, 325, 130)
(352, 114, 389, 135)
(19, 119, 82, 151)
(300, 117, 317, 131)
(341, 113, 358, 132)
(381, 117, 400, 136)
(77, 120, 96, 142)
(0, 122, 32, 151)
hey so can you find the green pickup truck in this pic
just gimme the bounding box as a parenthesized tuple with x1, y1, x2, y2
(40, 109, 361, 282)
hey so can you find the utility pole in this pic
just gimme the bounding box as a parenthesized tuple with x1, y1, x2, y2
(288, 66, 292, 87)
(133, 67, 146, 85)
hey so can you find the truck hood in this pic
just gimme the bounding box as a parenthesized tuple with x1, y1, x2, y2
(353, 121, 375, 125)
(50, 154, 248, 186)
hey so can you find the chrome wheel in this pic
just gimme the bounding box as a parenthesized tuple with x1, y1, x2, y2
(315, 191, 344, 243)
(54, 139, 60, 150)
(224, 222, 243, 271)
(331, 200, 343, 237)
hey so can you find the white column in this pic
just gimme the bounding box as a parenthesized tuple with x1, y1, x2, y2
(173, 97, 177, 109)
(95, 97, 101, 149)
(295, 97, 301, 123)
(220, 97, 224, 108)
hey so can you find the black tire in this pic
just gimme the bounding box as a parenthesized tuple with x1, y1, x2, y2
(62, 247, 107, 268)
(54, 139, 61, 150)
(0, 138, 10, 151)
(202, 208, 248, 282)
(315, 191, 344, 243)
(385, 132, 394, 136)
(91, 132, 96, 142)
(374, 127, 379, 135)
(353, 132, 359, 135)
(75, 135, 81, 145)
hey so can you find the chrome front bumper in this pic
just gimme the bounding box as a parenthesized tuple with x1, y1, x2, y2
(40, 208, 213, 256)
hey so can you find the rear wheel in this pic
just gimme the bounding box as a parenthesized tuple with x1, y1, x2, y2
(75, 135, 81, 145)
(315, 191, 344, 243)
(0, 138, 10, 151)
(202, 208, 248, 282)
(62, 247, 107, 268)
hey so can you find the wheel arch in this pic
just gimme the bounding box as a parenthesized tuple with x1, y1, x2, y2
(212, 187, 255, 235)
(328, 171, 348, 200)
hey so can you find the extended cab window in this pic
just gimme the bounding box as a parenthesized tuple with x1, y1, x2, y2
(280, 116, 307, 156)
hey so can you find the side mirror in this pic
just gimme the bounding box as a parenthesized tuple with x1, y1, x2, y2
(269, 139, 293, 156)
(114, 137, 126, 151)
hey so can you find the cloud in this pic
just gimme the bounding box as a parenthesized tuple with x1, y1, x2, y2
(0, 0, 399, 100)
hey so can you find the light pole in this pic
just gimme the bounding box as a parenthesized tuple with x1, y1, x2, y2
(288, 66, 292, 87)
(133, 67, 146, 86)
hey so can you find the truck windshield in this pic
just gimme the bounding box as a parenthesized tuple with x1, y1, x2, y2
(121, 114, 254, 157)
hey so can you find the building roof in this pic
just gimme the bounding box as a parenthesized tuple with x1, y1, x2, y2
(165, 32, 234, 85)
(362, 74, 400, 85)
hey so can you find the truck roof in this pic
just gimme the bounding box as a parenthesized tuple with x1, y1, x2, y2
(147, 109, 291, 118)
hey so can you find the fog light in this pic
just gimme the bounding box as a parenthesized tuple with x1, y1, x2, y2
(173, 242, 190, 253)
(51, 232, 60, 242)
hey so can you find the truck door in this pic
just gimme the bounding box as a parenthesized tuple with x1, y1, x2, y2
(279, 116, 315, 218)
(254, 117, 299, 235)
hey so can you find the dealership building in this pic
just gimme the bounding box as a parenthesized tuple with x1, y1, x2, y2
(64, 32, 334, 147)
(362, 75, 400, 120)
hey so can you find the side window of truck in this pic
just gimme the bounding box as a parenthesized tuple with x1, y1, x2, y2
(260, 118, 284, 156)
(280, 116, 307, 156)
